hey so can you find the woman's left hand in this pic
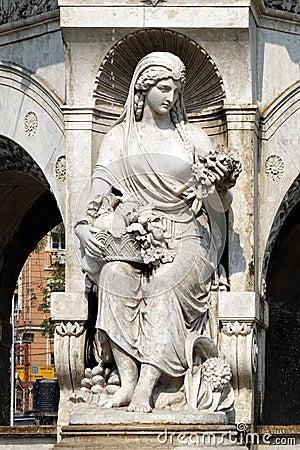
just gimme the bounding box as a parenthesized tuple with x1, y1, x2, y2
(207, 155, 241, 193)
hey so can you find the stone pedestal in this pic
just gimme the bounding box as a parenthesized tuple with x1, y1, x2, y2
(55, 423, 248, 449)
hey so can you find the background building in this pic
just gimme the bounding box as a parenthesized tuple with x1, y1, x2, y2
(13, 227, 64, 418)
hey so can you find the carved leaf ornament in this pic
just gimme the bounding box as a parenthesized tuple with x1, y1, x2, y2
(265, 155, 284, 181)
(0, 0, 59, 25)
(264, 0, 300, 14)
(222, 321, 251, 337)
(56, 321, 85, 337)
(0, 136, 49, 189)
(55, 155, 66, 182)
(24, 111, 38, 136)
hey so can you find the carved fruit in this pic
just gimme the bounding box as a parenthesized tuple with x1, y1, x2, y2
(92, 365, 104, 377)
(92, 375, 105, 387)
(81, 378, 93, 389)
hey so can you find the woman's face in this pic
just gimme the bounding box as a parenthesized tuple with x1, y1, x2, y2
(144, 77, 182, 116)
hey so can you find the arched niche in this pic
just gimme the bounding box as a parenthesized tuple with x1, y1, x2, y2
(0, 136, 62, 425)
(93, 29, 226, 136)
(261, 176, 300, 424)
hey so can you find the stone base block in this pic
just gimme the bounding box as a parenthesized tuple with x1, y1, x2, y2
(55, 424, 248, 449)
(69, 406, 228, 425)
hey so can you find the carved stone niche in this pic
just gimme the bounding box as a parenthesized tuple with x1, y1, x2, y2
(94, 28, 226, 136)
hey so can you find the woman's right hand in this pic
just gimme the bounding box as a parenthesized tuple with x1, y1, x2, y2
(75, 223, 104, 258)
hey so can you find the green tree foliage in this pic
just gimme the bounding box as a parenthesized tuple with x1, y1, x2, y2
(37, 223, 65, 338)
(38, 264, 65, 338)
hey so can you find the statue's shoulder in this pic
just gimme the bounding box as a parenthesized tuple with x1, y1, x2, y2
(98, 123, 125, 164)
(185, 122, 214, 158)
(103, 123, 125, 146)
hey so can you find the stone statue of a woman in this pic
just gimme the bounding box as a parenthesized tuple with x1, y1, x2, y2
(75, 52, 240, 413)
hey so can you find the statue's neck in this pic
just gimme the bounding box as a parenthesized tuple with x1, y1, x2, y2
(142, 105, 173, 130)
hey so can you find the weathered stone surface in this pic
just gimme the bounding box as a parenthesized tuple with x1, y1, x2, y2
(264, 0, 300, 14)
(69, 407, 228, 425)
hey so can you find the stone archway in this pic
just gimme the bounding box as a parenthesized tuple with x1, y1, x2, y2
(0, 63, 66, 424)
(261, 177, 300, 424)
(0, 139, 62, 425)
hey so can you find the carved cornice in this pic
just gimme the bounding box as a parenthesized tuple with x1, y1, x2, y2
(264, 0, 300, 15)
(0, 0, 59, 26)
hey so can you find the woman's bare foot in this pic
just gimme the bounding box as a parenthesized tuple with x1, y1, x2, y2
(127, 363, 161, 413)
(103, 340, 138, 408)
(104, 386, 134, 408)
(127, 388, 152, 413)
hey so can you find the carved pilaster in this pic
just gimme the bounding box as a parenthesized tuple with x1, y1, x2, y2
(54, 320, 86, 390)
(51, 292, 88, 426)
(224, 105, 260, 292)
(218, 292, 267, 424)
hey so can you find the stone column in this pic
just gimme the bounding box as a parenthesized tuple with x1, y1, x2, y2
(51, 107, 97, 428)
(218, 106, 267, 425)
(224, 105, 259, 292)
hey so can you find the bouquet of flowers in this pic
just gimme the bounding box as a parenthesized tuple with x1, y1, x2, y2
(192, 144, 242, 198)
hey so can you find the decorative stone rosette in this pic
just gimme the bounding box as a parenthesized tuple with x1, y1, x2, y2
(24, 111, 38, 136)
(55, 155, 66, 182)
(265, 155, 284, 181)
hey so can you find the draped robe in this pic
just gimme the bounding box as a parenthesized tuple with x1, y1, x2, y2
(90, 123, 220, 377)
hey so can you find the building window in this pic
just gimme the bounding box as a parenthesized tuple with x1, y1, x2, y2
(50, 224, 65, 250)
